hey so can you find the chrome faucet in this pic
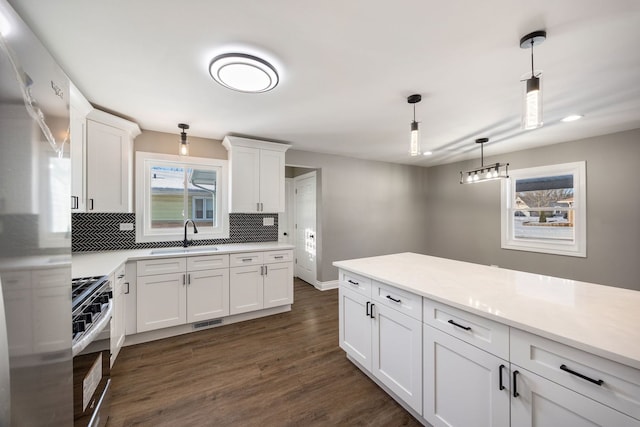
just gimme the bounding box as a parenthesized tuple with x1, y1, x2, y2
(183, 219, 198, 247)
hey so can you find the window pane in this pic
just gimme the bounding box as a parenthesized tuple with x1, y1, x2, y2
(512, 209, 575, 241)
(188, 168, 216, 227)
(150, 166, 185, 229)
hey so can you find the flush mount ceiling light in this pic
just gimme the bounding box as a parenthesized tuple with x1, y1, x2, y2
(407, 94, 423, 156)
(209, 53, 279, 93)
(520, 30, 547, 130)
(178, 123, 189, 156)
(460, 138, 509, 184)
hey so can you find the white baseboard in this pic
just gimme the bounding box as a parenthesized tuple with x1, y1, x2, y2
(314, 279, 339, 291)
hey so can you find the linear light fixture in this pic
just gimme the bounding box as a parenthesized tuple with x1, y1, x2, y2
(520, 30, 546, 130)
(407, 94, 422, 156)
(178, 123, 189, 156)
(460, 138, 509, 184)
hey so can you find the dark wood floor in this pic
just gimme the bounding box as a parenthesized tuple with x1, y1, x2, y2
(108, 279, 422, 426)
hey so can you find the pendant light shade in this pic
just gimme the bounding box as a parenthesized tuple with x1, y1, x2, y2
(178, 123, 189, 156)
(520, 31, 546, 130)
(408, 94, 422, 156)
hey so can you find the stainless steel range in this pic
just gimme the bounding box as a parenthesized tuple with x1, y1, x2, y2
(72, 276, 112, 427)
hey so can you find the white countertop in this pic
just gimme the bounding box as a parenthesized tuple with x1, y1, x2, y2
(333, 252, 640, 370)
(72, 242, 294, 278)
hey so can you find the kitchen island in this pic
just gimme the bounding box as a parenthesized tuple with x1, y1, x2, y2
(334, 252, 640, 427)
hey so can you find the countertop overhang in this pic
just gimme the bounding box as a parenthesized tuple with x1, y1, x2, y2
(333, 252, 640, 370)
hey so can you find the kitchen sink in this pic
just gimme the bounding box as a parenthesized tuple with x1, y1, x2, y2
(150, 246, 218, 255)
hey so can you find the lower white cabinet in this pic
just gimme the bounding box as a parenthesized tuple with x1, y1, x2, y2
(110, 263, 126, 366)
(338, 282, 422, 413)
(229, 250, 293, 315)
(136, 255, 229, 333)
(423, 324, 510, 427)
(511, 366, 640, 426)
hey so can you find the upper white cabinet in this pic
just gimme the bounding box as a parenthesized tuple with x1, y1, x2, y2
(69, 83, 93, 212)
(86, 109, 140, 212)
(222, 136, 290, 213)
(70, 85, 140, 213)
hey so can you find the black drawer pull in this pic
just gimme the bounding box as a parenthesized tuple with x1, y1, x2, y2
(560, 364, 604, 386)
(513, 370, 520, 397)
(448, 319, 472, 331)
(347, 280, 359, 286)
(386, 295, 401, 303)
(499, 364, 506, 390)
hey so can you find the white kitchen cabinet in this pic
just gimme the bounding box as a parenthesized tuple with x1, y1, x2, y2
(229, 250, 294, 315)
(137, 255, 229, 332)
(423, 324, 510, 427)
(110, 263, 126, 367)
(84, 109, 140, 212)
(338, 271, 423, 414)
(69, 82, 92, 212)
(511, 366, 640, 427)
(222, 136, 290, 213)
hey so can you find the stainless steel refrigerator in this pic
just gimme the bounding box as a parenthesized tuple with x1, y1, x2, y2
(0, 0, 73, 425)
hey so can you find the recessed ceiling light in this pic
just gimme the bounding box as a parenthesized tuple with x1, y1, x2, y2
(209, 53, 279, 93)
(561, 114, 583, 122)
(423, 151, 433, 156)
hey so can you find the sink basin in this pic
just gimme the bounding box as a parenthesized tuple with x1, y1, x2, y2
(151, 246, 218, 255)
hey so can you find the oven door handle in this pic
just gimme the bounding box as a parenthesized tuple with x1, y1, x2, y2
(72, 301, 113, 357)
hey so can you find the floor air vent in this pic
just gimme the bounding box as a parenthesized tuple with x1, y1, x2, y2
(193, 318, 223, 329)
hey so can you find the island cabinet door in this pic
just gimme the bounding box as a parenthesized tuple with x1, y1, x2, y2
(338, 285, 372, 371)
(511, 366, 640, 427)
(423, 325, 510, 427)
(371, 303, 423, 414)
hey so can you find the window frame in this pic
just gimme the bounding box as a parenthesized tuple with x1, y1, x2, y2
(135, 152, 229, 243)
(192, 196, 214, 220)
(500, 161, 586, 257)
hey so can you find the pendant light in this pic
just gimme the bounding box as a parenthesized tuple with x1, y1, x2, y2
(520, 30, 546, 130)
(459, 138, 509, 184)
(178, 123, 190, 156)
(407, 94, 422, 156)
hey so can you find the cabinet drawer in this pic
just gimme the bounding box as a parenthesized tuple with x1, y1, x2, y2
(423, 299, 509, 360)
(187, 254, 229, 271)
(230, 252, 264, 267)
(511, 328, 640, 419)
(372, 281, 422, 321)
(339, 269, 371, 298)
(137, 258, 186, 276)
(263, 250, 293, 264)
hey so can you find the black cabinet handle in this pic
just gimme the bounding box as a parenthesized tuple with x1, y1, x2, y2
(560, 364, 604, 386)
(448, 319, 472, 331)
(499, 364, 506, 390)
(124, 282, 130, 294)
(347, 280, 359, 286)
(370, 303, 375, 319)
(513, 370, 520, 397)
(89, 198, 94, 210)
(366, 301, 370, 316)
(386, 295, 401, 303)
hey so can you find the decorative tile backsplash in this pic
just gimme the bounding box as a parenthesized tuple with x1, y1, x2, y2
(72, 213, 278, 252)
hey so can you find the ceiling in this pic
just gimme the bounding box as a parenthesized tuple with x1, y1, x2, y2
(8, 0, 640, 166)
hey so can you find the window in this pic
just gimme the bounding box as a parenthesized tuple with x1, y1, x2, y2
(136, 152, 228, 243)
(501, 161, 586, 257)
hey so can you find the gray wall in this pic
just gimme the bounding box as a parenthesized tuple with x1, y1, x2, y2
(286, 149, 430, 282)
(425, 128, 640, 291)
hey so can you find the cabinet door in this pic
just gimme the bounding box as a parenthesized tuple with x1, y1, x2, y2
(86, 119, 130, 212)
(338, 286, 372, 371)
(229, 265, 263, 315)
(187, 268, 230, 323)
(372, 303, 422, 414)
(229, 145, 260, 212)
(69, 104, 86, 212)
(423, 325, 510, 427)
(511, 366, 640, 427)
(136, 272, 186, 332)
(259, 148, 285, 212)
(263, 262, 293, 308)
(111, 267, 126, 366)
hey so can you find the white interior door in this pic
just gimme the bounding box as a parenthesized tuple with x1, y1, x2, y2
(294, 171, 317, 286)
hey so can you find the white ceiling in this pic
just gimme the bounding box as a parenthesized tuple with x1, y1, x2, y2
(8, 0, 640, 166)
